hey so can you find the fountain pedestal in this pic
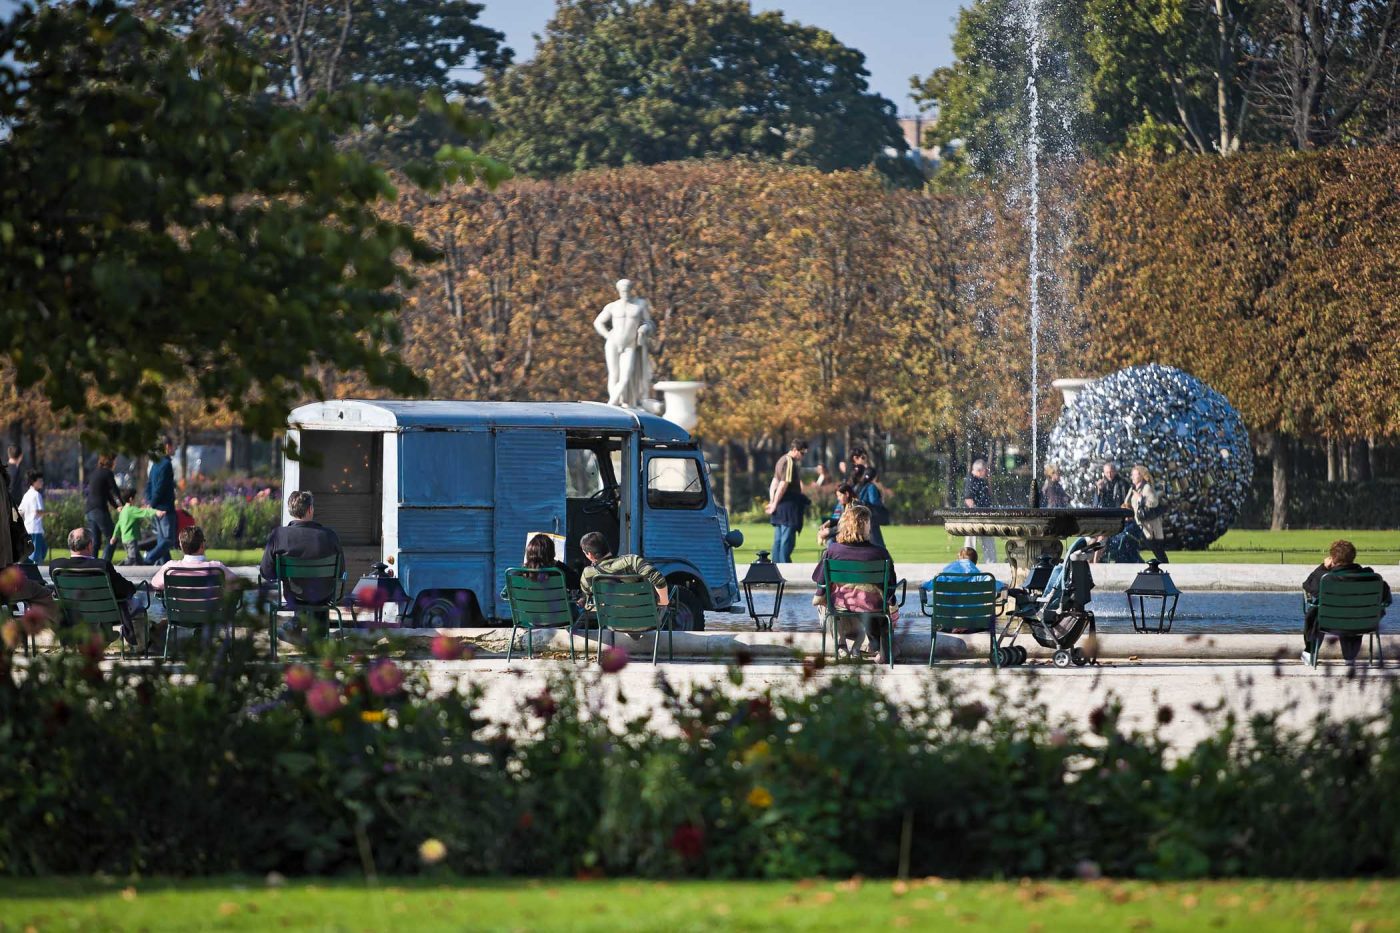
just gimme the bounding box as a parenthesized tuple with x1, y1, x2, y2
(935, 508, 1130, 586)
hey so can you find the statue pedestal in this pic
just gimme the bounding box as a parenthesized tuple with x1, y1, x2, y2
(653, 381, 706, 433)
(1051, 377, 1095, 409)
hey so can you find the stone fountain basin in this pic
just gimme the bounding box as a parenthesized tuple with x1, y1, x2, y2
(934, 508, 1131, 539)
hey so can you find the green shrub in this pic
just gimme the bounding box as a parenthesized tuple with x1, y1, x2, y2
(1, 634, 1398, 880)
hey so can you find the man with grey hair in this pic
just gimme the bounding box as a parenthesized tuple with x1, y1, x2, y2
(960, 458, 996, 562)
(260, 491, 344, 627)
(50, 527, 140, 642)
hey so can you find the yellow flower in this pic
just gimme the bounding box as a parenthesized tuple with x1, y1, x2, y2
(419, 838, 447, 864)
(741, 740, 770, 765)
(746, 786, 774, 809)
(360, 710, 387, 724)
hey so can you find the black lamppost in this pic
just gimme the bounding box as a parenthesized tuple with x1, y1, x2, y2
(1125, 560, 1181, 633)
(742, 551, 786, 631)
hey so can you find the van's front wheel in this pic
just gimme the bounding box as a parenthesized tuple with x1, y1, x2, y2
(412, 590, 480, 628)
(671, 586, 705, 632)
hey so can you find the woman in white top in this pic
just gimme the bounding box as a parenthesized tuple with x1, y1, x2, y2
(1123, 464, 1168, 564)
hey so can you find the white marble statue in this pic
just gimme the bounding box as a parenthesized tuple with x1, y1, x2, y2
(594, 278, 656, 409)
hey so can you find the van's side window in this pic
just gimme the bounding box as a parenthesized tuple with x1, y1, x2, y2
(567, 449, 604, 498)
(647, 457, 706, 509)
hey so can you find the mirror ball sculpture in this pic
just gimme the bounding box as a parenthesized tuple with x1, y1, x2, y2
(1045, 364, 1252, 550)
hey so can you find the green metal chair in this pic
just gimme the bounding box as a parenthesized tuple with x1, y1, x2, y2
(819, 558, 906, 667)
(267, 553, 346, 659)
(1305, 570, 1388, 668)
(51, 567, 149, 658)
(922, 573, 1000, 667)
(160, 567, 235, 661)
(504, 566, 589, 662)
(593, 574, 675, 665)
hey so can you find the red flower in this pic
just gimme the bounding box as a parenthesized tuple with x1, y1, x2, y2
(283, 664, 315, 692)
(599, 646, 629, 673)
(0, 565, 23, 598)
(668, 822, 705, 861)
(431, 634, 466, 661)
(20, 606, 49, 635)
(525, 689, 557, 721)
(517, 811, 535, 831)
(366, 659, 405, 697)
(305, 680, 342, 717)
(78, 632, 106, 660)
(354, 584, 388, 611)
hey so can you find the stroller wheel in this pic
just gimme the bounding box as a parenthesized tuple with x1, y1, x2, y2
(1072, 647, 1090, 667)
(1053, 649, 1072, 668)
(1014, 646, 1029, 665)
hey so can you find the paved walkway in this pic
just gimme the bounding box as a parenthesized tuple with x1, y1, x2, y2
(422, 658, 1399, 753)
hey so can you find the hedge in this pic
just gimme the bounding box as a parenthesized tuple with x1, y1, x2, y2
(1, 635, 1398, 880)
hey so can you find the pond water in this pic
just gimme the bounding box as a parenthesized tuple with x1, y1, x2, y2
(707, 590, 1364, 636)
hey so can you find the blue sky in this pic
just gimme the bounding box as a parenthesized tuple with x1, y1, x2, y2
(0, 0, 964, 111)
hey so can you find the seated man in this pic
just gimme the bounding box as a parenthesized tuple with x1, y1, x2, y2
(152, 525, 238, 590)
(1301, 539, 1392, 665)
(49, 527, 141, 646)
(577, 531, 669, 616)
(260, 490, 344, 636)
(921, 546, 1005, 636)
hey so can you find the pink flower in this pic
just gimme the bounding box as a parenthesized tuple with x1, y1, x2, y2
(0, 565, 24, 598)
(366, 659, 404, 697)
(431, 634, 465, 661)
(305, 680, 342, 717)
(283, 664, 315, 693)
(354, 584, 388, 611)
(668, 822, 706, 860)
(20, 606, 49, 635)
(599, 646, 629, 673)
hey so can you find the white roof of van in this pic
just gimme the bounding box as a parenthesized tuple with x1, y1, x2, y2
(288, 399, 693, 442)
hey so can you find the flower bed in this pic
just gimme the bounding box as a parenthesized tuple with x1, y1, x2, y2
(1, 633, 1398, 879)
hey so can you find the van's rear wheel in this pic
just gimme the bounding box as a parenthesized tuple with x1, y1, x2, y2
(672, 586, 705, 632)
(413, 590, 478, 628)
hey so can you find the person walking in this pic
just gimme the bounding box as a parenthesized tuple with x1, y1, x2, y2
(18, 471, 46, 564)
(85, 453, 121, 563)
(961, 458, 996, 562)
(144, 437, 177, 565)
(5, 446, 24, 509)
(1041, 463, 1070, 508)
(764, 439, 810, 563)
(1123, 464, 1168, 564)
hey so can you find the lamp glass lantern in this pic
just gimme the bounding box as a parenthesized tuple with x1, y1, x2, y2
(742, 550, 786, 631)
(1125, 559, 1181, 633)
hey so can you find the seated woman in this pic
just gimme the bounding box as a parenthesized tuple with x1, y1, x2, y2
(816, 482, 856, 548)
(511, 533, 582, 621)
(811, 504, 899, 658)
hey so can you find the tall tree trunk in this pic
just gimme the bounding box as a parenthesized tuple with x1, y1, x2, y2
(77, 442, 85, 490)
(225, 430, 235, 471)
(1270, 432, 1289, 531)
(1326, 437, 1337, 482)
(1367, 436, 1379, 481)
(1340, 441, 1352, 483)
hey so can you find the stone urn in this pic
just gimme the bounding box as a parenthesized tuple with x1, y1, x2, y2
(1051, 377, 1095, 408)
(653, 381, 705, 433)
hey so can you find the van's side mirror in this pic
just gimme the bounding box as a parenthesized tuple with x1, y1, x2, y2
(724, 529, 745, 549)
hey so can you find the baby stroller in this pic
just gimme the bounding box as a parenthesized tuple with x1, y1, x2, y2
(996, 537, 1101, 668)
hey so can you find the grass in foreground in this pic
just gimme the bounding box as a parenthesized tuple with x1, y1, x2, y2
(732, 524, 1400, 566)
(1, 876, 1395, 932)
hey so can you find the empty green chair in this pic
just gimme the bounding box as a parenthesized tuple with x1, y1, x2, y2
(266, 553, 346, 659)
(593, 574, 674, 665)
(1305, 570, 1388, 667)
(922, 573, 1000, 667)
(51, 566, 149, 658)
(504, 566, 589, 662)
(819, 558, 906, 667)
(160, 567, 235, 660)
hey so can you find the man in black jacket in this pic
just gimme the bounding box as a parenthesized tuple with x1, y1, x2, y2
(50, 527, 141, 646)
(1301, 539, 1392, 665)
(261, 490, 344, 635)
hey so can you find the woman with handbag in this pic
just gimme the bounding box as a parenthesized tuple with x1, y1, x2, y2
(1123, 464, 1168, 564)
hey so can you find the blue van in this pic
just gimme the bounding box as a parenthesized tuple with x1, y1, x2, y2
(284, 400, 743, 629)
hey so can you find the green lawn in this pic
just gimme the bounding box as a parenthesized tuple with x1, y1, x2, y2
(204, 528, 1398, 569)
(1, 877, 1394, 931)
(732, 523, 1400, 566)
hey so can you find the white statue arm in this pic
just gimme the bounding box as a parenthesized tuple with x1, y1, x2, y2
(593, 307, 613, 341)
(637, 299, 656, 344)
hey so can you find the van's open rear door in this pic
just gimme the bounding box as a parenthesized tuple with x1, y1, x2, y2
(492, 429, 566, 618)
